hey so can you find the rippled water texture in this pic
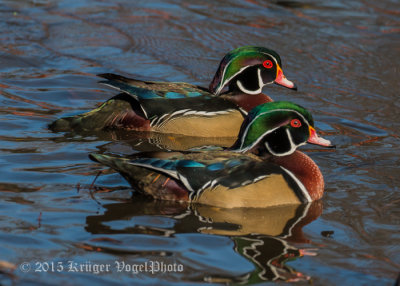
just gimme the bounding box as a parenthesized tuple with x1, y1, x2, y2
(0, 0, 399, 285)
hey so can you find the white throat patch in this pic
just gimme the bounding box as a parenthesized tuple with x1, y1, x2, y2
(264, 129, 306, 157)
(236, 68, 264, 95)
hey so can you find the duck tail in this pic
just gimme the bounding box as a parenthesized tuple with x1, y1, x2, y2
(49, 93, 150, 132)
(89, 153, 126, 172)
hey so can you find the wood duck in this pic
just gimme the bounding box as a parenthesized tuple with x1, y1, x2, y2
(50, 46, 297, 137)
(90, 101, 334, 208)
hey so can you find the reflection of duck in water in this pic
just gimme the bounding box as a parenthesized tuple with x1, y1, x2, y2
(50, 46, 296, 137)
(195, 202, 323, 283)
(84, 198, 322, 283)
(231, 234, 312, 283)
(90, 101, 334, 208)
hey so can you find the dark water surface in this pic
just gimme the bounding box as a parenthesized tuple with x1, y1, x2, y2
(1, 0, 399, 285)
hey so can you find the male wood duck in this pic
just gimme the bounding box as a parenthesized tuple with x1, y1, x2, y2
(50, 46, 297, 137)
(90, 101, 334, 208)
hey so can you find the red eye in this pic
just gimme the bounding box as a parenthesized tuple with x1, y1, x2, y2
(263, 60, 273, 69)
(290, 119, 302, 128)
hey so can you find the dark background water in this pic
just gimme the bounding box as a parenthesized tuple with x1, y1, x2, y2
(0, 0, 399, 285)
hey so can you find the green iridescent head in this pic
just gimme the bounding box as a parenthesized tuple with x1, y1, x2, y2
(231, 101, 333, 156)
(209, 46, 296, 95)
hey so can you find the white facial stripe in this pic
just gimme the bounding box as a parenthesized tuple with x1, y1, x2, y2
(215, 65, 252, 95)
(257, 68, 264, 87)
(239, 109, 311, 151)
(265, 130, 297, 157)
(264, 130, 307, 157)
(280, 166, 312, 203)
(236, 68, 265, 95)
(285, 128, 297, 154)
(236, 80, 262, 95)
(240, 126, 281, 153)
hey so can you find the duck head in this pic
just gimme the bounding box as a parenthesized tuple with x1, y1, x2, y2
(209, 46, 297, 95)
(231, 101, 334, 156)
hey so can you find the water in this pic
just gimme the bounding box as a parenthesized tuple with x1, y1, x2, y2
(0, 0, 399, 284)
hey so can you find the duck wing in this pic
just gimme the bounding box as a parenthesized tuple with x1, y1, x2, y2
(98, 73, 210, 100)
